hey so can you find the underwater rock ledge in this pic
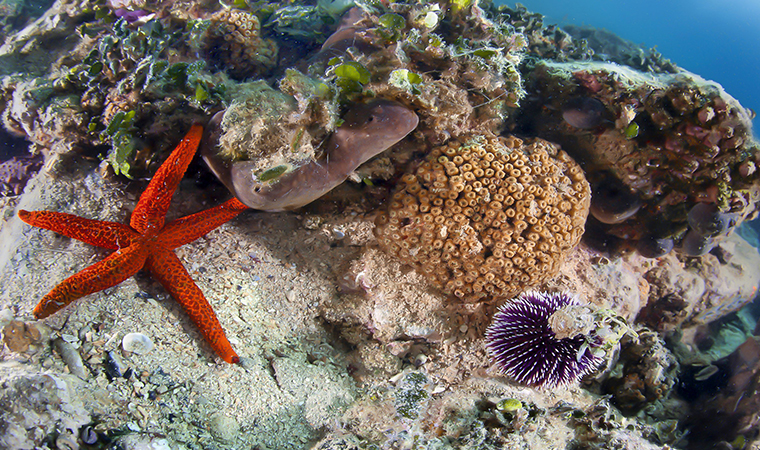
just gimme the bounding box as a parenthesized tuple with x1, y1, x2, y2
(0, 0, 759, 449)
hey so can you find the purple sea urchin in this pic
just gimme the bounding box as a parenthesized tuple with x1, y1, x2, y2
(485, 291, 603, 387)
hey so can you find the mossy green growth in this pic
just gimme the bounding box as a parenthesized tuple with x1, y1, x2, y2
(330, 60, 371, 97)
(378, 13, 405, 43)
(94, 6, 111, 21)
(258, 164, 291, 182)
(165, 62, 193, 88)
(730, 434, 746, 449)
(280, 68, 334, 102)
(195, 83, 210, 102)
(451, 0, 474, 14)
(472, 49, 498, 59)
(427, 33, 444, 48)
(102, 110, 137, 177)
(715, 181, 732, 212)
(139, 58, 222, 106)
(388, 69, 423, 95)
(496, 398, 523, 413)
(317, 0, 355, 18)
(624, 122, 640, 139)
(265, 5, 323, 40)
(56, 48, 106, 90)
(333, 61, 371, 84)
(394, 371, 430, 420)
(228, 0, 248, 9)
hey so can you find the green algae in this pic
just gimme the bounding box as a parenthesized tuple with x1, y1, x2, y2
(388, 69, 423, 95)
(103, 110, 137, 177)
(333, 61, 371, 85)
(394, 372, 429, 420)
(258, 165, 290, 182)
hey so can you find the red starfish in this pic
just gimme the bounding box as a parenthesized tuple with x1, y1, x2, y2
(18, 125, 248, 363)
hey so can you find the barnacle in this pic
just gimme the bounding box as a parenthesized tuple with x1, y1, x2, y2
(636, 234, 675, 258)
(562, 97, 606, 129)
(374, 135, 590, 302)
(590, 175, 642, 224)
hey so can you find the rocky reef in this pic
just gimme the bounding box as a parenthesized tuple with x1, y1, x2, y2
(199, 0, 532, 211)
(203, 96, 419, 210)
(0, 0, 759, 449)
(517, 60, 760, 259)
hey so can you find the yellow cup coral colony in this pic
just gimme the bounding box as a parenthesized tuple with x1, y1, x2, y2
(198, 9, 278, 81)
(375, 135, 590, 303)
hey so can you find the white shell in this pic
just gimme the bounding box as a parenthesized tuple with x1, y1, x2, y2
(121, 332, 154, 355)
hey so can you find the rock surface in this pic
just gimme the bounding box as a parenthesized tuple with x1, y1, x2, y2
(0, 1, 759, 449)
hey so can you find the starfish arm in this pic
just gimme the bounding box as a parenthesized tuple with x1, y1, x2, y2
(33, 242, 150, 319)
(159, 198, 249, 249)
(131, 124, 204, 234)
(18, 210, 138, 250)
(146, 249, 239, 364)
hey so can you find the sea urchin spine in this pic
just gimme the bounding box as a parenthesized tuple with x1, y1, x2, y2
(485, 291, 603, 387)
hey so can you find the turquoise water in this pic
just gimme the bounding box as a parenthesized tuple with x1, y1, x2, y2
(503, 0, 760, 127)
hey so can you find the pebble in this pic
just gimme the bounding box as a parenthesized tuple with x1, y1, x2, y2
(117, 435, 173, 450)
(53, 338, 88, 379)
(331, 228, 346, 239)
(105, 350, 129, 379)
(148, 367, 173, 386)
(237, 356, 258, 371)
(122, 332, 154, 355)
(61, 333, 79, 344)
(0, 308, 13, 327)
(208, 411, 241, 442)
(389, 372, 405, 384)
(55, 431, 79, 450)
(104, 332, 120, 349)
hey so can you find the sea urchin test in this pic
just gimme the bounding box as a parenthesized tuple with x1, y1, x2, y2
(485, 291, 603, 387)
(203, 99, 418, 211)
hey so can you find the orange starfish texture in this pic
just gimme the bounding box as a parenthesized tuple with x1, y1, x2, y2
(18, 125, 248, 363)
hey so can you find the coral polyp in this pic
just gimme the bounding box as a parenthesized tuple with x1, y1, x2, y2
(485, 291, 603, 387)
(375, 135, 590, 302)
(196, 9, 278, 81)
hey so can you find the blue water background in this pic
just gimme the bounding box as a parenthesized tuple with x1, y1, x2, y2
(502, 0, 760, 130)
